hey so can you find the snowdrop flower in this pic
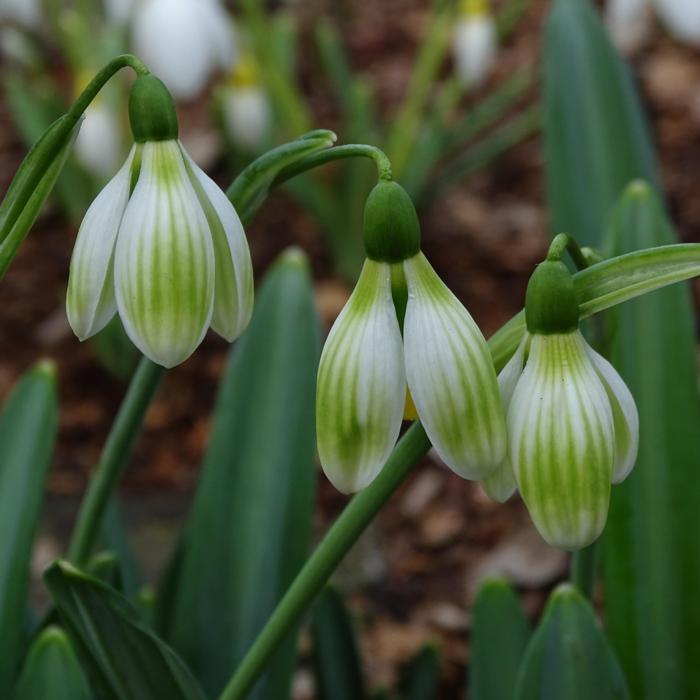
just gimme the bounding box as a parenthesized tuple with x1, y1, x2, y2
(67, 75, 253, 367)
(316, 181, 506, 493)
(74, 85, 123, 177)
(488, 256, 639, 550)
(132, 0, 237, 100)
(0, 0, 42, 28)
(452, 0, 497, 88)
(220, 56, 270, 151)
(654, 0, 700, 47)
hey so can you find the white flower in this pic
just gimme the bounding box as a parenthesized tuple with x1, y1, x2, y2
(131, 0, 237, 100)
(222, 86, 270, 151)
(654, 0, 700, 47)
(317, 252, 506, 493)
(494, 330, 639, 550)
(0, 0, 42, 28)
(452, 0, 497, 88)
(67, 139, 253, 367)
(74, 103, 123, 177)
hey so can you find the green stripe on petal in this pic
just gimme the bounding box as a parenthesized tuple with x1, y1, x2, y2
(584, 344, 639, 484)
(115, 141, 214, 367)
(316, 259, 405, 493)
(66, 146, 136, 339)
(403, 252, 506, 480)
(180, 144, 254, 342)
(508, 331, 614, 550)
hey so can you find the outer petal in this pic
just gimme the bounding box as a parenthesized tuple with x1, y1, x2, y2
(181, 144, 253, 341)
(508, 331, 615, 550)
(67, 146, 136, 340)
(452, 16, 497, 88)
(222, 86, 270, 150)
(316, 260, 405, 493)
(654, 0, 700, 47)
(115, 141, 214, 367)
(584, 344, 639, 483)
(606, 0, 653, 53)
(74, 103, 123, 177)
(403, 252, 506, 480)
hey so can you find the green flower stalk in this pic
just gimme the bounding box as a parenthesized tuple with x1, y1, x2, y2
(67, 74, 253, 367)
(488, 255, 639, 550)
(316, 180, 506, 493)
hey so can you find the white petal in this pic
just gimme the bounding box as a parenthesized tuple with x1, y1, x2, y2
(498, 332, 529, 411)
(74, 104, 123, 177)
(131, 0, 229, 100)
(115, 141, 214, 367)
(180, 144, 253, 341)
(508, 331, 615, 550)
(584, 344, 639, 483)
(452, 16, 497, 88)
(316, 260, 405, 493)
(67, 146, 136, 340)
(654, 0, 700, 47)
(403, 252, 506, 480)
(222, 86, 270, 150)
(482, 456, 517, 502)
(606, 0, 653, 53)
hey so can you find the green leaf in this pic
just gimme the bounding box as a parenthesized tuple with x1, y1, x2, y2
(515, 584, 629, 700)
(0, 361, 58, 690)
(157, 248, 320, 697)
(44, 560, 206, 700)
(312, 586, 366, 700)
(12, 626, 91, 700)
(469, 578, 530, 700)
(543, 0, 656, 246)
(602, 183, 700, 698)
(399, 644, 440, 700)
(544, 1, 700, 696)
(226, 129, 337, 224)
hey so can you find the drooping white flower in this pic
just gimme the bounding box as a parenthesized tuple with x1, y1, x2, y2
(606, 0, 653, 53)
(491, 259, 639, 550)
(67, 75, 253, 367)
(74, 103, 123, 177)
(316, 181, 506, 493)
(103, 0, 137, 24)
(220, 57, 271, 151)
(653, 0, 700, 47)
(0, 0, 43, 28)
(131, 0, 237, 100)
(452, 0, 497, 89)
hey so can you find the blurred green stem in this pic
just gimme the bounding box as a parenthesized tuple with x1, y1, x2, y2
(218, 423, 432, 700)
(67, 357, 164, 565)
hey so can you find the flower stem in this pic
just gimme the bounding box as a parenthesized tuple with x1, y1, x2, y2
(547, 233, 590, 272)
(217, 422, 432, 700)
(273, 144, 394, 184)
(66, 357, 164, 565)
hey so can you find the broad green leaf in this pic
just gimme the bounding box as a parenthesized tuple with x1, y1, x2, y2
(158, 248, 320, 697)
(226, 129, 336, 225)
(312, 586, 366, 700)
(544, 1, 700, 696)
(44, 560, 206, 700)
(469, 578, 530, 700)
(515, 584, 629, 700)
(603, 183, 700, 698)
(399, 644, 440, 700)
(12, 626, 90, 700)
(543, 0, 656, 246)
(0, 361, 58, 690)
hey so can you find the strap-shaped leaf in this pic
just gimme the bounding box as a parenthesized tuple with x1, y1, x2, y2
(226, 130, 336, 224)
(44, 560, 206, 700)
(469, 578, 530, 700)
(0, 361, 58, 690)
(515, 585, 629, 700)
(312, 586, 366, 700)
(399, 644, 440, 700)
(544, 0, 700, 696)
(157, 249, 320, 698)
(12, 626, 90, 700)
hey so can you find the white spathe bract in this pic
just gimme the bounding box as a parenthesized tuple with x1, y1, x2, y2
(606, 0, 653, 53)
(132, 0, 236, 100)
(74, 103, 123, 177)
(452, 14, 497, 88)
(222, 85, 270, 151)
(502, 331, 639, 550)
(67, 139, 253, 368)
(317, 251, 506, 493)
(654, 0, 700, 47)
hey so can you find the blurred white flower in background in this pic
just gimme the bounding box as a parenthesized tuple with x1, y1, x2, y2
(0, 0, 43, 28)
(220, 56, 270, 151)
(132, 0, 237, 100)
(75, 103, 123, 177)
(103, 0, 137, 25)
(452, 0, 497, 89)
(607, 0, 700, 52)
